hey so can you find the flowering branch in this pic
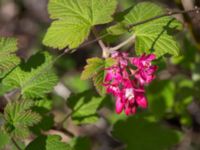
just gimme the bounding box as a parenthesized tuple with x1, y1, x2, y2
(10, 6, 200, 99)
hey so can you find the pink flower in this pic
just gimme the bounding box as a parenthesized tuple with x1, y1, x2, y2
(105, 67, 122, 83)
(131, 54, 157, 85)
(103, 52, 157, 115)
(131, 53, 156, 68)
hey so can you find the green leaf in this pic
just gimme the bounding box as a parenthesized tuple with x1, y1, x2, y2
(81, 57, 116, 95)
(0, 37, 20, 78)
(26, 135, 91, 150)
(112, 117, 183, 150)
(4, 100, 41, 138)
(81, 57, 105, 80)
(43, 0, 117, 49)
(4, 100, 34, 120)
(109, 2, 182, 57)
(69, 137, 91, 150)
(67, 90, 105, 124)
(34, 99, 53, 113)
(1, 52, 58, 99)
(26, 135, 71, 150)
(31, 99, 54, 135)
(147, 80, 175, 118)
(94, 58, 117, 95)
(30, 114, 54, 135)
(64, 74, 90, 93)
(0, 130, 10, 149)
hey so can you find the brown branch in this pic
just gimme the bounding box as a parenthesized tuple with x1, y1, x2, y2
(126, 7, 200, 29)
(11, 138, 22, 150)
(52, 126, 75, 138)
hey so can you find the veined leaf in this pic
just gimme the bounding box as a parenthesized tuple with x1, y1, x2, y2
(4, 100, 41, 138)
(67, 90, 105, 124)
(1, 52, 58, 99)
(43, 0, 117, 49)
(34, 99, 53, 113)
(109, 2, 182, 57)
(81, 57, 105, 80)
(81, 57, 116, 95)
(0, 37, 20, 78)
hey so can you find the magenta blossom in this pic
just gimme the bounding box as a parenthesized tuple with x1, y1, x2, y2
(131, 53, 158, 85)
(103, 52, 157, 115)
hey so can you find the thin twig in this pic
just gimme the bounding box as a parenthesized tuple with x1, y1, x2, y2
(92, 28, 107, 51)
(109, 35, 136, 52)
(92, 28, 109, 58)
(126, 7, 200, 29)
(11, 138, 22, 150)
(52, 126, 75, 138)
(59, 111, 73, 127)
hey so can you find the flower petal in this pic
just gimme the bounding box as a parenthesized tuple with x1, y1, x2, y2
(137, 96, 148, 109)
(115, 97, 124, 114)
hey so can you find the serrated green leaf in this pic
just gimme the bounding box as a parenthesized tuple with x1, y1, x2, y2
(4, 100, 41, 138)
(93, 58, 116, 95)
(93, 68, 105, 95)
(112, 117, 183, 150)
(1, 52, 58, 99)
(16, 110, 41, 126)
(0, 37, 20, 78)
(43, 0, 117, 49)
(4, 100, 34, 121)
(109, 2, 182, 57)
(34, 99, 53, 112)
(67, 90, 104, 124)
(81, 57, 105, 80)
(81, 57, 116, 95)
(26, 135, 71, 150)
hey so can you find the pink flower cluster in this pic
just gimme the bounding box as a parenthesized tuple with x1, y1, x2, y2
(103, 52, 157, 115)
